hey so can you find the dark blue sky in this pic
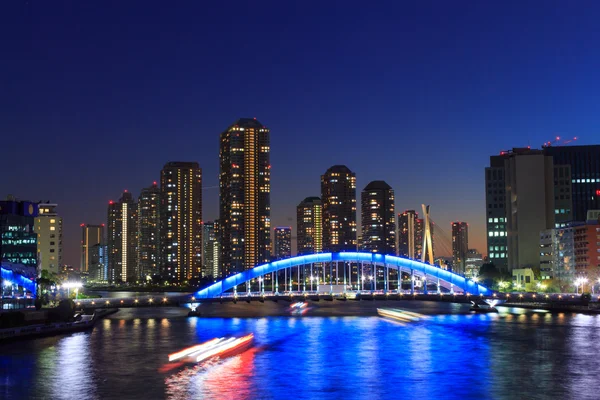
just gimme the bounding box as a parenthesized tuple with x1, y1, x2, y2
(2, 1, 600, 266)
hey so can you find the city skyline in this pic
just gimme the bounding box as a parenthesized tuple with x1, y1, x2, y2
(4, 2, 600, 267)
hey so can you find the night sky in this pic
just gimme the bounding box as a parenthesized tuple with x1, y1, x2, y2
(2, 1, 600, 267)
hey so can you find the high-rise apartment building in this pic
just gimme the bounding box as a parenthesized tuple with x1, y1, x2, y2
(486, 148, 562, 271)
(0, 199, 38, 267)
(273, 227, 292, 260)
(397, 210, 423, 259)
(138, 182, 161, 279)
(361, 181, 395, 254)
(35, 203, 62, 275)
(202, 221, 219, 280)
(219, 118, 271, 277)
(107, 191, 138, 283)
(574, 221, 600, 279)
(296, 197, 323, 255)
(451, 222, 468, 274)
(80, 224, 104, 277)
(321, 165, 357, 252)
(160, 162, 202, 283)
(540, 227, 575, 283)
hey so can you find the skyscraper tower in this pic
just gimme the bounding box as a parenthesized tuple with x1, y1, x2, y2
(35, 203, 62, 275)
(138, 182, 161, 279)
(451, 222, 469, 274)
(296, 197, 323, 255)
(361, 181, 395, 254)
(321, 165, 357, 252)
(160, 162, 202, 283)
(273, 227, 292, 260)
(107, 191, 138, 283)
(219, 118, 271, 277)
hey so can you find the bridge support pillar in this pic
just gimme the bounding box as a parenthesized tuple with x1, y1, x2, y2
(437, 278, 440, 294)
(397, 267, 402, 293)
(423, 274, 428, 295)
(410, 269, 414, 295)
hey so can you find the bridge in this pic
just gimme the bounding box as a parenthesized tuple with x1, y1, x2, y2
(195, 252, 492, 299)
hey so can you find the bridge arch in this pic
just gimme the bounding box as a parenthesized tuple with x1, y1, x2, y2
(196, 252, 491, 298)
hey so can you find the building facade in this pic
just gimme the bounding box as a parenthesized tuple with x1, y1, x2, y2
(465, 249, 483, 278)
(202, 221, 219, 280)
(296, 197, 323, 255)
(80, 224, 104, 278)
(321, 165, 357, 252)
(273, 227, 292, 260)
(486, 148, 559, 271)
(219, 118, 271, 277)
(160, 162, 203, 283)
(361, 181, 395, 254)
(35, 203, 62, 275)
(107, 191, 138, 283)
(451, 222, 468, 274)
(138, 182, 161, 279)
(574, 222, 600, 279)
(0, 199, 38, 267)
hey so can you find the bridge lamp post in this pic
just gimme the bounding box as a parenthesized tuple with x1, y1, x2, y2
(360, 275, 365, 291)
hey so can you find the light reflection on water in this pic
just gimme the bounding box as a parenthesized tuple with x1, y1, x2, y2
(2, 308, 600, 399)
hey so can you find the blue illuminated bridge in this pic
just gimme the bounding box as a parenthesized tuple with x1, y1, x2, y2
(196, 252, 492, 299)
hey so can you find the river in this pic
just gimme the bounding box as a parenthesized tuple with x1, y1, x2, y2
(2, 305, 599, 399)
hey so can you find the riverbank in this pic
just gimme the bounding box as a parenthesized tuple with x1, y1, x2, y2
(0, 308, 118, 342)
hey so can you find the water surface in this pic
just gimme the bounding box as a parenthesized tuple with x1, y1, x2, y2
(2, 307, 599, 400)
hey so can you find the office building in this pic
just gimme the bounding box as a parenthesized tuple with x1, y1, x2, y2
(361, 181, 395, 254)
(219, 118, 271, 277)
(0, 199, 38, 267)
(107, 191, 138, 283)
(486, 148, 560, 271)
(543, 145, 600, 222)
(35, 203, 62, 275)
(202, 221, 219, 280)
(160, 162, 203, 283)
(296, 197, 323, 255)
(80, 224, 104, 276)
(273, 227, 292, 260)
(451, 222, 468, 274)
(321, 165, 357, 252)
(138, 182, 161, 279)
(397, 210, 423, 259)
